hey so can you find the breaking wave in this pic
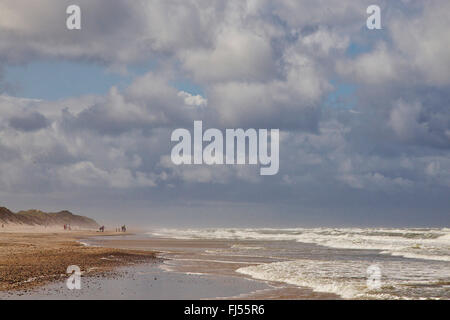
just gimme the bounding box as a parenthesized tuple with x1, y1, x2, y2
(149, 227, 450, 262)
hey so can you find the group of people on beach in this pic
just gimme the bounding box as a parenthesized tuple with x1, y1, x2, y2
(116, 225, 126, 232)
(97, 225, 126, 232)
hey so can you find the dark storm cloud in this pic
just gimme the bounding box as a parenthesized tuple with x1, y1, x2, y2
(9, 111, 49, 131)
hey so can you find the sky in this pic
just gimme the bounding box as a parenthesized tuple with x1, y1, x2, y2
(0, 0, 449, 228)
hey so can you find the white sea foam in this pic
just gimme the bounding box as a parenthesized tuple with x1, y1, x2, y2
(236, 260, 382, 299)
(147, 227, 449, 299)
(78, 240, 100, 247)
(148, 227, 450, 262)
(231, 244, 265, 250)
(291, 229, 450, 262)
(236, 258, 449, 299)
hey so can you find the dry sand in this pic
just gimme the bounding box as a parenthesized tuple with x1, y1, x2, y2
(0, 225, 158, 292)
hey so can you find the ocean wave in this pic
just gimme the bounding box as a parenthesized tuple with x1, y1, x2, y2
(147, 227, 450, 262)
(236, 260, 395, 299)
(292, 229, 450, 262)
(236, 258, 449, 299)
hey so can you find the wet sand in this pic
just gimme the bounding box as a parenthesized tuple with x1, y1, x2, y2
(1, 264, 271, 300)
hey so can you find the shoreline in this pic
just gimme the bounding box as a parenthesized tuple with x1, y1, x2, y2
(83, 234, 342, 300)
(4, 228, 446, 299)
(0, 228, 159, 292)
(79, 231, 450, 300)
(1, 229, 331, 299)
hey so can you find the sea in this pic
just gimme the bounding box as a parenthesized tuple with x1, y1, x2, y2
(148, 227, 450, 299)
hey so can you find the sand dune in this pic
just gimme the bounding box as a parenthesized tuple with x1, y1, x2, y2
(0, 207, 99, 228)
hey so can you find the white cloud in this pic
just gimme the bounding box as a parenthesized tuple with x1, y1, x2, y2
(300, 27, 350, 55)
(181, 28, 276, 83)
(337, 43, 400, 85)
(390, 1, 450, 86)
(178, 91, 207, 107)
(388, 100, 423, 141)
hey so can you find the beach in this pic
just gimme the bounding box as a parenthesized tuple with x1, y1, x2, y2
(82, 235, 339, 299)
(84, 228, 450, 299)
(0, 227, 279, 300)
(0, 226, 157, 293)
(1, 227, 449, 300)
